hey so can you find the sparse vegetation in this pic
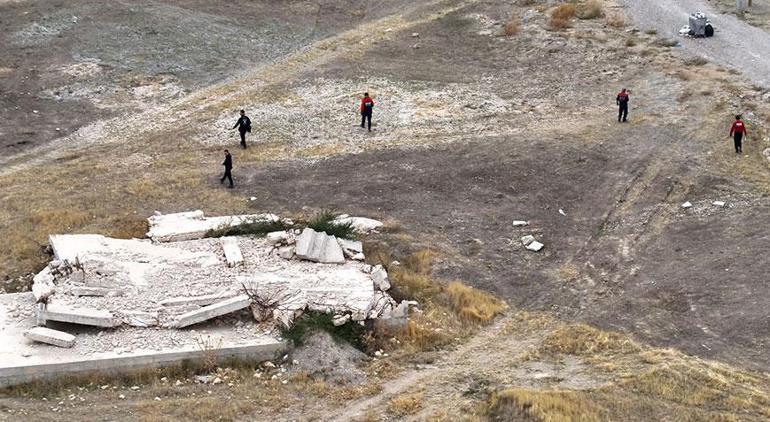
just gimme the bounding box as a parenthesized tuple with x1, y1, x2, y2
(205, 217, 288, 238)
(549, 4, 576, 29)
(387, 391, 424, 416)
(577, 0, 603, 20)
(281, 312, 366, 348)
(446, 281, 507, 324)
(503, 15, 520, 36)
(307, 210, 356, 240)
(604, 12, 625, 28)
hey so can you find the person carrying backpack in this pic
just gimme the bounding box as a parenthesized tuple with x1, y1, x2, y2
(232, 109, 251, 149)
(360, 93, 374, 131)
(616, 88, 629, 123)
(729, 114, 748, 154)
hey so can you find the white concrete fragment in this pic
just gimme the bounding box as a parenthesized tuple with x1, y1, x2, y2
(24, 327, 75, 348)
(371, 265, 391, 291)
(681, 201, 693, 209)
(512, 220, 529, 227)
(39, 304, 119, 327)
(146, 211, 280, 242)
(32, 267, 56, 302)
(175, 295, 251, 328)
(712, 201, 726, 207)
(558, 209, 567, 216)
(332, 314, 351, 326)
(266, 231, 294, 246)
(333, 216, 383, 233)
(220, 237, 244, 267)
(351, 253, 365, 261)
(526, 241, 544, 252)
(278, 246, 295, 260)
(295, 228, 345, 264)
(521, 235, 536, 246)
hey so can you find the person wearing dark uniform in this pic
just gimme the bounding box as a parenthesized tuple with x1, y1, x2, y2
(360, 93, 374, 131)
(616, 88, 629, 122)
(232, 110, 251, 149)
(220, 149, 234, 188)
(729, 115, 747, 154)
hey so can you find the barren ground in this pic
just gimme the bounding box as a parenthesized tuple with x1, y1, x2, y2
(1, 0, 770, 420)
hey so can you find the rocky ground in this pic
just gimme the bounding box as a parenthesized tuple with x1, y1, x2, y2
(1, 0, 770, 420)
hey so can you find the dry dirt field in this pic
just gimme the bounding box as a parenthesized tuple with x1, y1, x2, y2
(1, 0, 770, 420)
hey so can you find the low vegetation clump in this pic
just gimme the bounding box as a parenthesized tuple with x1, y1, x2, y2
(539, 323, 640, 356)
(307, 210, 356, 240)
(488, 388, 604, 421)
(577, 0, 603, 20)
(548, 3, 577, 29)
(282, 312, 366, 348)
(604, 12, 626, 28)
(387, 391, 424, 416)
(205, 218, 288, 238)
(446, 281, 507, 324)
(503, 15, 519, 36)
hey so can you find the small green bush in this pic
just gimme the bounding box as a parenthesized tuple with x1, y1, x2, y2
(307, 211, 356, 240)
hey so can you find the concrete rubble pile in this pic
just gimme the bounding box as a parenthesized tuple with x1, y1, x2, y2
(21, 211, 407, 350)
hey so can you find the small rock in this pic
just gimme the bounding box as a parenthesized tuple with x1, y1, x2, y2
(249, 197, 257, 201)
(174, 380, 183, 386)
(411, 32, 419, 37)
(526, 241, 544, 252)
(262, 361, 276, 369)
(521, 235, 536, 246)
(212, 377, 222, 385)
(118, 394, 125, 399)
(712, 201, 726, 207)
(558, 209, 567, 216)
(332, 314, 351, 326)
(512, 220, 529, 227)
(681, 201, 693, 209)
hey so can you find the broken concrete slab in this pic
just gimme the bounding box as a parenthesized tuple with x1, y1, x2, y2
(24, 327, 76, 348)
(266, 231, 295, 246)
(333, 216, 383, 233)
(295, 228, 345, 264)
(512, 220, 529, 227)
(39, 304, 119, 328)
(31, 267, 55, 303)
(159, 292, 235, 307)
(175, 295, 251, 328)
(526, 241, 544, 252)
(713, 201, 726, 207)
(338, 238, 364, 260)
(220, 237, 244, 267)
(521, 235, 536, 246)
(146, 211, 280, 242)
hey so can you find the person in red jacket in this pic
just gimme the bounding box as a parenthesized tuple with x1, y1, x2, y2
(729, 114, 747, 154)
(360, 92, 374, 131)
(616, 88, 629, 122)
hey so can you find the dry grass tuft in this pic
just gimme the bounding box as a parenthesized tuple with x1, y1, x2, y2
(388, 391, 424, 416)
(549, 4, 576, 30)
(489, 388, 604, 421)
(604, 12, 626, 28)
(577, 0, 603, 20)
(540, 323, 640, 356)
(446, 281, 507, 324)
(503, 16, 519, 36)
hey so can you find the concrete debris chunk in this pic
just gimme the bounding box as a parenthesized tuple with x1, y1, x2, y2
(121, 310, 159, 327)
(24, 327, 76, 348)
(146, 211, 280, 242)
(160, 292, 235, 307)
(526, 241, 545, 252)
(295, 228, 345, 264)
(712, 201, 726, 207)
(521, 235, 536, 246)
(332, 216, 383, 233)
(371, 265, 391, 291)
(338, 238, 364, 259)
(512, 220, 529, 227)
(39, 304, 119, 327)
(220, 237, 244, 267)
(32, 267, 56, 302)
(332, 314, 351, 326)
(266, 231, 295, 246)
(681, 201, 693, 209)
(278, 246, 295, 260)
(175, 295, 251, 328)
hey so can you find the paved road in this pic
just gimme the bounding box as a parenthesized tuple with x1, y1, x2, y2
(618, 0, 770, 87)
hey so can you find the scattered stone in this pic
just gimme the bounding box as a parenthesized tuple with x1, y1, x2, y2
(411, 32, 419, 37)
(512, 220, 529, 227)
(175, 295, 251, 328)
(558, 209, 567, 216)
(338, 238, 363, 259)
(763, 148, 770, 161)
(24, 327, 76, 348)
(295, 228, 345, 264)
(121, 310, 159, 328)
(681, 201, 693, 209)
(712, 201, 726, 207)
(266, 231, 294, 246)
(521, 235, 536, 246)
(278, 246, 295, 260)
(526, 241, 545, 252)
(174, 380, 183, 386)
(220, 237, 244, 267)
(32, 267, 56, 302)
(196, 375, 214, 384)
(332, 314, 350, 326)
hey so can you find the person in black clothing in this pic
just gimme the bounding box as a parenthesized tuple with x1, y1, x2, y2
(220, 149, 234, 188)
(232, 110, 251, 149)
(616, 88, 629, 122)
(360, 93, 374, 131)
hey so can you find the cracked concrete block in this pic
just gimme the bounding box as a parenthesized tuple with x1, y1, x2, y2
(175, 295, 251, 328)
(526, 241, 544, 252)
(146, 211, 280, 242)
(39, 304, 120, 327)
(71, 287, 125, 297)
(278, 246, 295, 260)
(220, 237, 243, 267)
(512, 220, 529, 227)
(266, 231, 294, 246)
(712, 201, 726, 207)
(121, 311, 159, 327)
(32, 267, 56, 302)
(295, 228, 345, 264)
(521, 235, 536, 246)
(24, 327, 76, 348)
(159, 292, 234, 307)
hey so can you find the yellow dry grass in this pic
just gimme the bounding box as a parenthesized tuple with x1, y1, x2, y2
(503, 16, 519, 36)
(540, 323, 640, 356)
(387, 391, 424, 417)
(446, 281, 507, 324)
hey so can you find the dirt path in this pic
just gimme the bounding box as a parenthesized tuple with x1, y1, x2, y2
(618, 0, 770, 86)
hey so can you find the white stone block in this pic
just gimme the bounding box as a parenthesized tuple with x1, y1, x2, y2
(712, 201, 726, 207)
(521, 235, 536, 246)
(39, 304, 119, 327)
(512, 220, 529, 227)
(526, 241, 544, 252)
(175, 295, 251, 328)
(295, 228, 345, 264)
(220, 237, 244, 267)
(681, 202, 693, 209)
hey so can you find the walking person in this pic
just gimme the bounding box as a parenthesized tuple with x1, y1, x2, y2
(232, 109, 251, 149)
(616, 88, 630, 123)
(729, 114, 748, 154)
(220, 149, 234, 188)
(360, 92, 374, 131)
